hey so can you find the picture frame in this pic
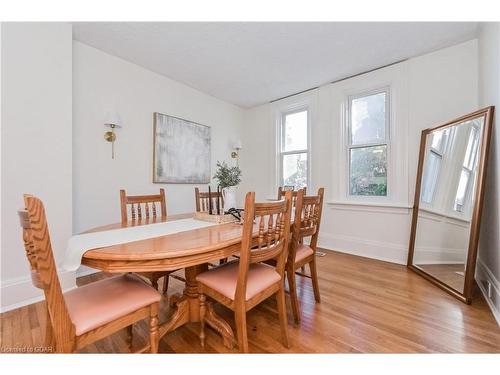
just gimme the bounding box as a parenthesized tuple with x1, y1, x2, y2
(153, 112, 211, 184)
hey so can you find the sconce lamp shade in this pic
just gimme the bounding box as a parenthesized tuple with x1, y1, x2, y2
(104, 112, 123, 128)
(231, 139, 242, 164)
(103, 112, 122, 159)
(233, 139, 243, 150)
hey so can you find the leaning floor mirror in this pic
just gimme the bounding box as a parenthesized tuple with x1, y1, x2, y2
(407, 106, 495, 304)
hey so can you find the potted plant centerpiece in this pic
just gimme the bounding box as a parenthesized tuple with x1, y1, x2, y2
(213, 161, 242, 211)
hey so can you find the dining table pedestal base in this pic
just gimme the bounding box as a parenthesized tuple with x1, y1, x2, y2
(158, 264, 235, 349)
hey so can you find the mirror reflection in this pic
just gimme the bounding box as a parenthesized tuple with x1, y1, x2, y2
(412, 115, 485, 294)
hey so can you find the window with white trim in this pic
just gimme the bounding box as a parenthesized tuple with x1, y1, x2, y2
(454, 125, 480, 212)
(421, 128, 450, 204)
(347, 88, 389, 197)
(279, 108, 309, 189)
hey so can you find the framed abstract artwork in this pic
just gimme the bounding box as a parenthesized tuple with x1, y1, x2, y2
(153, 112, 211, 183)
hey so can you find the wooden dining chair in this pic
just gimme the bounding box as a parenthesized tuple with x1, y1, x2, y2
(286, 187, 324, 324)
(18, 195, 160, 353)
(278, 186, 308, 272)
(195, 187, 223, 213)
(196, 191, 293, 353)
(277, 186, 306, 200)
(195, 187, 229, 265)
(120, 188, 174, 295)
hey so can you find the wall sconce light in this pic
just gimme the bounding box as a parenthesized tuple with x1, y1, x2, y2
(231, 139, 243, 166)
(104, 112, 122, 159)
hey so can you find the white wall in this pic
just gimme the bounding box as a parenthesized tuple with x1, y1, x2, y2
(477, 22, 500, 325)
(1, 34, 244, 312)
(413, 212, 470, 264)
(1, 23, 73, 310)
(73, 41, 244, 235)
(1, 27, 494, 319)
(240, 40, 479, 265)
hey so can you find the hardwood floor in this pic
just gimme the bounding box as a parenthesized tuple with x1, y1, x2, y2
(1, 249, 500, 353)
(416, 263, 466, 293)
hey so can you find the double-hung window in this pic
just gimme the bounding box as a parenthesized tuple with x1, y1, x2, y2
(454, 125, 480, 212)
(347, 88, 389, 197)
(279, 108, 309, 189)
(421, 128, 449, 204)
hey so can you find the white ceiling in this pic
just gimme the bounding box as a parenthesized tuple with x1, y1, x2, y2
(72, 22, 478, 108)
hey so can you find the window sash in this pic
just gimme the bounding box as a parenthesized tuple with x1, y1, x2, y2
(347, 87, 390, 148)
(280, 152, 308, 188)
(280, 109, 308, 153)
(463, 126, 479, 170)
(430, 128, 450, 156)
(348, 144, 388, 196)
(454, 168, 472, 212)
(278, 108, 310, 188)
(280, 149, 308, 156)
(421, 150, 443, 204)
(454, 126, 480, 213)
(431, 144, 445, 157)
(346, 87, 390, 198)
(348, 142, 387, 150)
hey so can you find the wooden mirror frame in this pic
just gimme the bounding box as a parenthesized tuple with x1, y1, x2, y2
(407, 106, 495, 304)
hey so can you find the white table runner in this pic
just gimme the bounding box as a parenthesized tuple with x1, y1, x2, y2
(62, 218, 217, 272)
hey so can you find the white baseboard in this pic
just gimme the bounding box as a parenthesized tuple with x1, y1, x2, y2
(475, 258, 500, 326)
(318, 232, 408, 265)
(319, 232, 468, 266)
(0, 266, 99, 313)
(76, 265, 101, 278)
(413, 245, 466, 265)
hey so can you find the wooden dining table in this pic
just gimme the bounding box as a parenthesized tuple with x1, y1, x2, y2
(81, 213, 245, 349)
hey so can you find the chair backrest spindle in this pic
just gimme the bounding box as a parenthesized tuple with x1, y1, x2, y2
(120, 189, 167, 223)
(194, 187, 224, 213)
(277, 186, 306, 201)
(288, 188, 325, 263)
(236, 191, 293, 302)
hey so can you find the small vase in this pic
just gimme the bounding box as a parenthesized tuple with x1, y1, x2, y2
(222, 186, 237, 211)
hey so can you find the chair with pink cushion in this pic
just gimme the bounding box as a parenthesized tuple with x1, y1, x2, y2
(18, 194, 161, 353)
(286, 188, 325, 324)
(196, 191, 293, 353)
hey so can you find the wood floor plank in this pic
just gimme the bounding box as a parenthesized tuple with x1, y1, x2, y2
(1, 249, 500, 353)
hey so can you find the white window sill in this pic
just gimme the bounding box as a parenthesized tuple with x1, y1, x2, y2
(327, 200, 412, 214)
(418, 207, 470, 226)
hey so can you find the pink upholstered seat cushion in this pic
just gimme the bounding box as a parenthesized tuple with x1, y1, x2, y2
(295, 243, 314, 264)
(64, 274, 161, 336)
(196, 262, 281, 301)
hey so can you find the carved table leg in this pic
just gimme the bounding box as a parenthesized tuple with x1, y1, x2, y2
(158, 294, 190, 339)
(158, 263, 235, 349)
